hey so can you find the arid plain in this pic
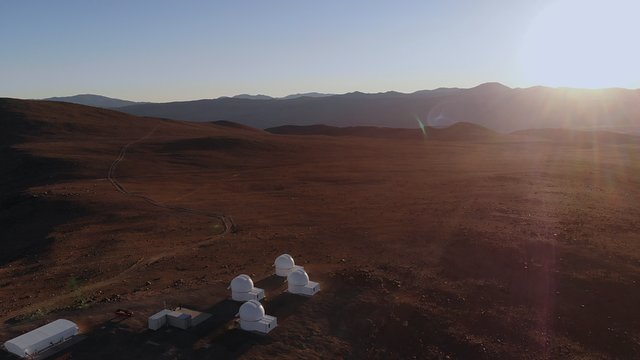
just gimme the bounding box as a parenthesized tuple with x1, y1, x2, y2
(1, 98, 639, 359)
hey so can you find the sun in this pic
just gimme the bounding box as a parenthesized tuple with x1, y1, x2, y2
(519, 0, 640, 89)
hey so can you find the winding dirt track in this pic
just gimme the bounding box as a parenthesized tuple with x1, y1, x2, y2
(107, 127, 236, 235)
(0, 128, 239, 326)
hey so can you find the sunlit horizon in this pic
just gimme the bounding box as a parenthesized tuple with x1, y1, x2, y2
(1, 0, 639, 102)
(519, 0, 640, 90)
(35, 81, 639, 104)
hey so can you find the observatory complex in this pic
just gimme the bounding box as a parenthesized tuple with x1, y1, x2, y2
(2, 252, 322, 356)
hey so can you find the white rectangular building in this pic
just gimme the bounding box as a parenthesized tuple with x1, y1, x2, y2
(148, 308, 206, 331)
(166, 311, 192, 330)
(3, 319, 78, 358)
(148, 309, 172, 331)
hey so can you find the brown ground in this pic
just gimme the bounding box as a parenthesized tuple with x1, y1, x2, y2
(1, 98, 640, 359)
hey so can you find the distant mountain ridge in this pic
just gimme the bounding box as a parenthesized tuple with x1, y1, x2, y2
(44, 84, 640, 134)
(230, 92, 334, 100)
(115, 83, 640, 133)
(44, 92, 336, 107)
(232, 94, 274, 100)
(44, 94, 141, 108)
(280, 92, 333, 100)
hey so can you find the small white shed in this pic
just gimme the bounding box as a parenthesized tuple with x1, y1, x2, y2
(238, 300, 277, 334)
(287, 268, 320, 296)
(3, 319, 78, 358)
(228, 274, 265, 302)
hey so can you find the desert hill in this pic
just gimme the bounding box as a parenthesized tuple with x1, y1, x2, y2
(1, 98, 640, 359)
(266, 122, 500, 141)
(0, 98, 272, 263)
(211, 120, 264, 132)
(115, 83, 640, 133)
(266, 124, 422, 139)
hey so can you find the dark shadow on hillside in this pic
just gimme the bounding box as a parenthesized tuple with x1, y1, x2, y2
(0, 192, 85, 266)
(0, 108, 85, 265)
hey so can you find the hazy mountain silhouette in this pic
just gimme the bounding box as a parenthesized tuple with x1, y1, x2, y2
(116, 83, 640, 133)
(45, 94, 141, 108)
(232, 94, 274, 100)
(231, 93, 333, 100)
(279, 92, 334, 100)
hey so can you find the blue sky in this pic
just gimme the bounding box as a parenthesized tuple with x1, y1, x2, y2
(1, 0, 637, 101)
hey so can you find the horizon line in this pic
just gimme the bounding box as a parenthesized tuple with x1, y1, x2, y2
(16, 81, 640, 104)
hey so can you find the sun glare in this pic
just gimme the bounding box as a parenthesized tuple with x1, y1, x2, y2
(519, 0, 640, 89)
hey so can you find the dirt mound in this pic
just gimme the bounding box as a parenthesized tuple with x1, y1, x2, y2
(211, 120, 262, 132)
(266, 124, 421, 139)
(512, 128, 639, 144)
(428, 122, 500, 141)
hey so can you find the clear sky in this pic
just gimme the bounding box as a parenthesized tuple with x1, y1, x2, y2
(1, 0, 638, 101)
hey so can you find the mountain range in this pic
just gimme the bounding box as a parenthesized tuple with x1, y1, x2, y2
(44, 94, 141, 108)
(231, 92, 333, 100)
(45, 83, 640, 133)
(45, 92, 334, 108)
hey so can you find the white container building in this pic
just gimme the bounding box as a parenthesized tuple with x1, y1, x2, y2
(238, 300, 277, 334)
(3, 319, 78, 358)
(148, 309, 172, 330)
(287, 268, 320, 296)
(166, 311, 192, 330)
(274, 254, 303, 277)
(229, 274, 265, 302)
(148, 308, 206, 331)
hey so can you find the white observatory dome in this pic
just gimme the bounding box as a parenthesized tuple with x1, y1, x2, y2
(275, 254, 295, 270)
(230, 274, 254, 293)
(239, 300, 265, 322)
(287, 268, 309, 286)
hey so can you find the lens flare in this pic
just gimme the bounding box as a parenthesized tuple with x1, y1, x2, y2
(415, 116, 427, 137)
(426, 103, 448, 128)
